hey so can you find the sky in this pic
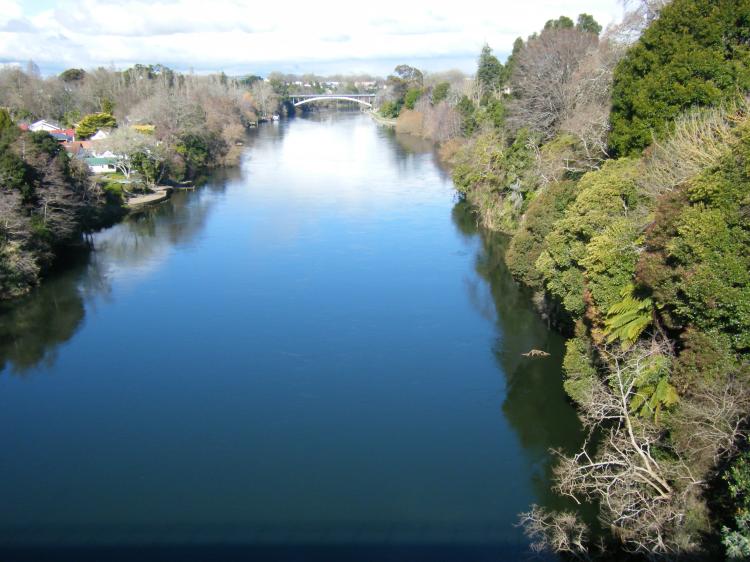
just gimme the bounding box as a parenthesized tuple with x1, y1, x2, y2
(1, 0, 624, 77)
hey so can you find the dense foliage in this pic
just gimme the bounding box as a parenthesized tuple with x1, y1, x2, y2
(453, 3, 750, 558)
(609, 0, 750, 156)
(75, 112, 117, 138)
(0, 120, 102, 299)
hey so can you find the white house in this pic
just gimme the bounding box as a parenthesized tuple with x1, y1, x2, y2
(29, 119, 61, 132)
(84, 157, 117, 174)
(90, 129, 110, 140)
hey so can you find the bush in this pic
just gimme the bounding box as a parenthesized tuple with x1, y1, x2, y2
(431, 82, 450, 104)
(536, 158, 644, 317)
(403, 88, 423, 110)
(379, 100, 401, 118)
(637, 120, 750, 351)
(75, 112, 117, 139)
(506, 180, 579, 289)
(609, 0, 750, 156)
(452, 129, 537, 231)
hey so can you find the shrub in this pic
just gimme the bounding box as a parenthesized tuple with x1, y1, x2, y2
(536, 158, 645, 317)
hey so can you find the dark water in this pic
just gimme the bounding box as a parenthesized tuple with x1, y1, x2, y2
(0, 113, 583, 561)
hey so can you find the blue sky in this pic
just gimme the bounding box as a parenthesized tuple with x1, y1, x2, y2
(1, 0, 623, 76)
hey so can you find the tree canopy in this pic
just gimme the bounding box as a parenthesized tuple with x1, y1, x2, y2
(609, 0, 750, 156)
(476, 44, 504, 98)
(75, 112, 117, 139)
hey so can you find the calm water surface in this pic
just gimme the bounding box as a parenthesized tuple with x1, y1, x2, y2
(0, 113, 583, 560)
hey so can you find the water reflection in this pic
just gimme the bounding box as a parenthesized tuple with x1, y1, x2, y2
(0, 169, 233, 376)
(452, 199, 585, 512)
(0, 269, 87, 375)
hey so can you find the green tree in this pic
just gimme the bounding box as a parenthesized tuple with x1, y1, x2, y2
(544, 15, 574, 30)
(100, 98, 114, 114)
(403, 88, 422, 110)
(59, 68, 86, 82)
(75, 112, 117, 139)
(379, 100, 401, 118)
(575, 13, 601, 35)
(723, 452, 750, 558)
(0, 108, 14, 132)
(504, 37, 525, 78)
(609, 0, 750, 156)
(536, 159, 644, 317)
(431, 82, 450, 104)
(476, 44, 504, 98)
(456, 95, 477, 136)
(393, 64, 423, 88)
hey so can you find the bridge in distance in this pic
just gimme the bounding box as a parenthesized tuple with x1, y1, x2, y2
(289, 93, 376, 108)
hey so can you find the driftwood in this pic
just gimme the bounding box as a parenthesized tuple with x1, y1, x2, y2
(522, 349, 550, 357)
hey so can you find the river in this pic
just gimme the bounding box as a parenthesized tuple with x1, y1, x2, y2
(0, 112, 584, 560)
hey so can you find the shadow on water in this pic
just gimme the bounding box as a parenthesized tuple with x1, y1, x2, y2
(452, 199, 590, 516)
(0, 262, 89, 376)
(0, 171, 234, 376)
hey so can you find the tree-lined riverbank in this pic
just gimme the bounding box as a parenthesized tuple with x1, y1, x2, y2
(440, 1, 750, 557)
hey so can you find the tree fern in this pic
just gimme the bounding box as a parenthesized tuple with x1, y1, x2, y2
(628, 349, 678, 422)
(604, 284, 653, 348)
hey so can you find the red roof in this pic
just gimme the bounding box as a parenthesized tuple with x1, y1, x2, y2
(18, 124, 29, 131)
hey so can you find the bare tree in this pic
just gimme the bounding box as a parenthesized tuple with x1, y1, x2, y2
(607, 0, 671, 44)
(551, 340, 702, 556)
(422, 101, 462, 142)
(508, 28, 598, 139)
(671, 375, 750, 476)
(559, 38, 625, 171)
(250, 81, 279, 119)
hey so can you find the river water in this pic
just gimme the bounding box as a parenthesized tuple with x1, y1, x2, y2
(0, 113, 584, 560)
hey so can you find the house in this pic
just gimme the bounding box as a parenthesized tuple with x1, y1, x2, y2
(84, 157, 117, 174)
(62, 140, 93, 155)
(90, 129, 110, 140)
(49, 129, 75, 142)
(29, 119, 62, 132)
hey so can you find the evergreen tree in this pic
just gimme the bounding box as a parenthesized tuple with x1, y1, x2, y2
(575, 13, 601, 35)
(609, 0, 750, 156)
(477, 44, 504, 101)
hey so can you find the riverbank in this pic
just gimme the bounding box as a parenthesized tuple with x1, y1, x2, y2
(447, 1, 750, 555)
(368, 110, 397, 127)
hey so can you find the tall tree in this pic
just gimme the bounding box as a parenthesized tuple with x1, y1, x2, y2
(476, 44, 504, 99)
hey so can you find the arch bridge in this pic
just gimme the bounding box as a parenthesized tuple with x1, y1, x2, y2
(290, 93, 376, 108)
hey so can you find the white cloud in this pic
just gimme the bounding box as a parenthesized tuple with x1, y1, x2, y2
(2, 0, 623, 75)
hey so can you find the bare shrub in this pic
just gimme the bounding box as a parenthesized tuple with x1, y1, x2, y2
(670, 375, 750, 475)
(518, 505, 590, 559)
(641, 100, 746, 195)
(395, 109, 425, 136)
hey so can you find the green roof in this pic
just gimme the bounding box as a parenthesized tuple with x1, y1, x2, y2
(84, 157, 117, 165)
